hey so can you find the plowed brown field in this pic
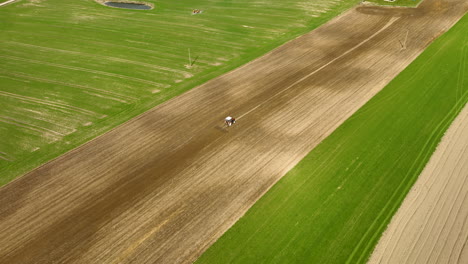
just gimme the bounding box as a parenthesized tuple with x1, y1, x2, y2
(0, 0, 467, 263)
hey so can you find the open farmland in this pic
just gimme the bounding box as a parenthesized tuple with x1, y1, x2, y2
(197, 11, 468, 264)
(0, 0, 466, 263)
(0, 0, 360, 185)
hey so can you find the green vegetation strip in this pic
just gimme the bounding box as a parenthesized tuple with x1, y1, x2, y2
(197, 13, 468, 264)
(364, 0, 423, 7)
(0, 0, 360, 185)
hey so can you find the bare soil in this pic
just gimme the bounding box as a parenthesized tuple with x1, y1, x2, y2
(0, 0, 467, 263)
(368, 104, 468, 264)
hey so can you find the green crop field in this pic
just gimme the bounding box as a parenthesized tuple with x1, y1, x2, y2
(0, 0, 360, 185)
(197, 13, 468, 264)
(364, 0, 423, 7)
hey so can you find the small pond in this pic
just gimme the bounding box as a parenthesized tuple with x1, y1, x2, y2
(104, 2, 152, 10)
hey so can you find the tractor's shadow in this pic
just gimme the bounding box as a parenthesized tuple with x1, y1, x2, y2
(215, 125, 229, 133)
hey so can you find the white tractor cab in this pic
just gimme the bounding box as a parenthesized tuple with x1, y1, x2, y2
(225, 116, 236, 127)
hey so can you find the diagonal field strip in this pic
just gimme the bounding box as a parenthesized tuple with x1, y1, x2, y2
(0, 1, 467, 264)
(238, 16, 400, 120)
(369, 105, 468, 264)
(368, 31, 468, 264)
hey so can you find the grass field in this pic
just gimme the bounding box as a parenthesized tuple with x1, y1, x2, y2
(365, 0, 423, 7)
(196, 12, 468, 264)
(0, 0, 360, 185)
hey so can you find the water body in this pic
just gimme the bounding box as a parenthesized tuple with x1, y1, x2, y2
(104, 2, 152, 10)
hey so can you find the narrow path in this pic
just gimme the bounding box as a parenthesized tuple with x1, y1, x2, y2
(0, 0, 16, 7)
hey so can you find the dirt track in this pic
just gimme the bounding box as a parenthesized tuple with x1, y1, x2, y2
(0, 0, 467, 263)
(369, 103, 468, 264)
(0, 0, 16, 7)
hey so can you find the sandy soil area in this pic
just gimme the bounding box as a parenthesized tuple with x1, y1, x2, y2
(368, 103, 468, 264)
(0, 0, 466, 263)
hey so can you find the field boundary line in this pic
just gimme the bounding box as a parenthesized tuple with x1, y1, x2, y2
(0, 0, 16, 7)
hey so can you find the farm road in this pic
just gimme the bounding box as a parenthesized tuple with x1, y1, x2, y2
(0, 0, 467, 263)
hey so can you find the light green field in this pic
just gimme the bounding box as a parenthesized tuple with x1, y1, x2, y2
(365, 0, 423, 7)
(0, 0, 360, 185)
(196, 13, 468, 264)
